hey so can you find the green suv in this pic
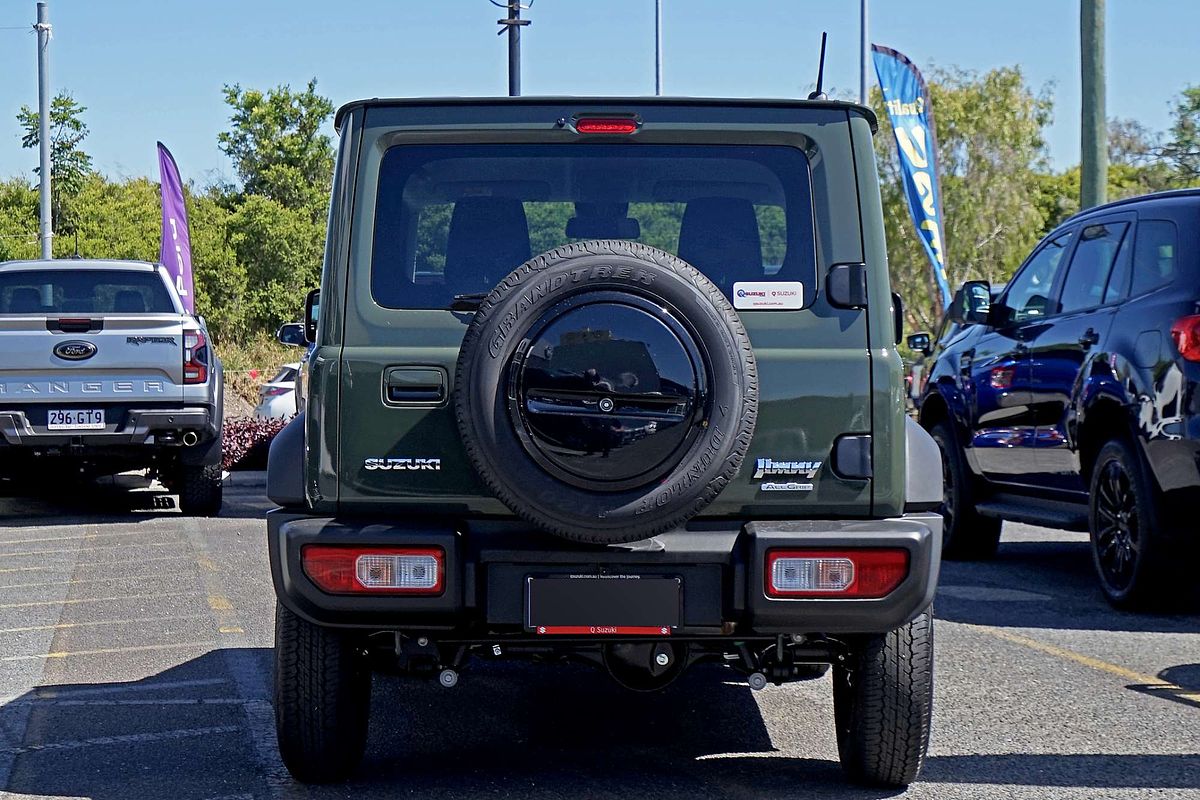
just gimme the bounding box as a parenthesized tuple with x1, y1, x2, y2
(266, 97, 944, 788)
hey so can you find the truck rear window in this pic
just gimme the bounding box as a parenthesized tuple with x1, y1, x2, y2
(0, 269, 176, 315)
(370, 144, 815, 310)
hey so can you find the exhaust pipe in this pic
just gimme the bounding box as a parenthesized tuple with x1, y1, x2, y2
(181, 431, 199, 447)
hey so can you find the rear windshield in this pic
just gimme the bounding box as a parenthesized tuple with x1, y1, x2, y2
(0, 269, 175, 315)
(370, 144, 815, 310)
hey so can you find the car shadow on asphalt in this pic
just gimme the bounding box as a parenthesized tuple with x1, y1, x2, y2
(0, 470, 272, 527)
(935, 537, 1200, 635)
(4, 648, 1199, 799)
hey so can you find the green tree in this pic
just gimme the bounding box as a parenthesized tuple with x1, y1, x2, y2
(227, 194, 325, 333)
(217, 78, 335, 215)
(16, 91, 94, 233)
(1161, 86, 1200, 182)
(873, 66, 1053, 332)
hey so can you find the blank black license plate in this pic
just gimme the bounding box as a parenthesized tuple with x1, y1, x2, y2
(526, 575, 680, 635)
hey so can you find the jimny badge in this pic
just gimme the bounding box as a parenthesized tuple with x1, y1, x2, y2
(753, 457, 822, 492)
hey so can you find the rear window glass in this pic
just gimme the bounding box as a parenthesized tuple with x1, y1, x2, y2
(370, 144, 815, 310)
(1130, 220, 1178, 296)
(0, 269, 175, 315)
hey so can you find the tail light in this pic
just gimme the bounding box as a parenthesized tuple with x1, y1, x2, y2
(574, 117, 639, 134)
(301, 545, 444, 595)
(766, 549, 908, 598)
(1170, 315, 1200, 362)
(183, 329, 209, 384)
(262, 386, 291, 398)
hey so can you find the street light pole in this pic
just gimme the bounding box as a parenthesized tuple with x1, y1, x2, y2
(655, 0, 663, 96)
(35, 1, 52, 259)
(495, 1, 530, 97)
(1080, 0, 1107, 209)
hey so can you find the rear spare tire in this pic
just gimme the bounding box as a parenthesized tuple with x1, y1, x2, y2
(455, 240, 758, 544)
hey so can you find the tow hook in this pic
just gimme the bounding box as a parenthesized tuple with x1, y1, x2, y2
(438, 668, 459, 688)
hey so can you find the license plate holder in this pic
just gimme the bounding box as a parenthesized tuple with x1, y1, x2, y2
(46, 408, 105, 431)
(526, 575, 680, 635)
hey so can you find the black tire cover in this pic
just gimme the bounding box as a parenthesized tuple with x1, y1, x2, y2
(454, 239, 758, 544)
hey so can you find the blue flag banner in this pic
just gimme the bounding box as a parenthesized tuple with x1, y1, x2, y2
(871, 45, 951, 308)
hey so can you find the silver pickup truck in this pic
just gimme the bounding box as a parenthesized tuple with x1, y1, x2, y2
(0, 259, 224, 514)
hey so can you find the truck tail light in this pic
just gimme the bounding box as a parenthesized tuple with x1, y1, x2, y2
(766, 549, 908, 598)
(1170, 315, 1200, 362)
(183, 329, 209, 384)
(301, 545, 444, 595)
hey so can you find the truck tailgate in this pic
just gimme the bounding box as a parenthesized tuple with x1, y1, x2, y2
(0, 315, 186, 403)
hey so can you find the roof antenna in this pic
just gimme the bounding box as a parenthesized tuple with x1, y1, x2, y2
(807, 32, 828, 100)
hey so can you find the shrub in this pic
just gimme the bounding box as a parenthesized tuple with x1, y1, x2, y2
(223, 415, 290, 471)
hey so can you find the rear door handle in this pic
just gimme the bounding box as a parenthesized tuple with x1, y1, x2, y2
(383, 367, 447, 404)
(1078, 328, 1100, 348)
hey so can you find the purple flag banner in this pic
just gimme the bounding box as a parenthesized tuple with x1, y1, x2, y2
(157, 142, 195, 314)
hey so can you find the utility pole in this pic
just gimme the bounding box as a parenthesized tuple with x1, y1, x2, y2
(655, 0, 663, 95)
(859, 0, 868, 106)
(1080, 0, 1107, 209)
(35, 1, 52, 259)
(495, 1, 530, 97)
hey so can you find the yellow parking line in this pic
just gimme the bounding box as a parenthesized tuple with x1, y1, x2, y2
(0, 640, 218, 662)
(970, 624, 1200, 707)
(207, 595, 233, 612)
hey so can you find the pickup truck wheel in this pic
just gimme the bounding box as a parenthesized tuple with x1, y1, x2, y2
(273, 605, 370, 783)
(930, 422, 1001, 559)
(833, 608, 933, 788)
(1088, 439, 1186, 610)
(177, 463, 223, 516)
(455, 239, 758, 544)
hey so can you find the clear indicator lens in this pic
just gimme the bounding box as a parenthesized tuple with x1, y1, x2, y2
(771, 557, 855, 593)
(355, 554, 439, 590)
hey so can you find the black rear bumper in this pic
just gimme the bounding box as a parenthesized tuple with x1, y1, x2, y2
(268, 511, 941, 636)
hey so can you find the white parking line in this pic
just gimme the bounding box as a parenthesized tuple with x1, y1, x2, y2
(0, 725, 241, 756)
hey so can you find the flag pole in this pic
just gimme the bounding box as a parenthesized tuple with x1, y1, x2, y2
(859, 0, 869, 105)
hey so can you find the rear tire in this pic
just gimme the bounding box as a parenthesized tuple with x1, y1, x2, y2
(930, 422, 1001, 559)
(833, 609, 934, 788)
(177, 462, 223, 516)
(274, 605, 371, 784)
(1088, 439, 1189, 610)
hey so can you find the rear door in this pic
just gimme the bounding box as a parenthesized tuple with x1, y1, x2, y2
(1026, 215, 1132, 494)
(967, 230, 1074, 485)
(334, 101, 872, 519)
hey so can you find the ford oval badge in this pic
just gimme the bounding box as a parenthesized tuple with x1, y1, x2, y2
(53, 340, 97, 361)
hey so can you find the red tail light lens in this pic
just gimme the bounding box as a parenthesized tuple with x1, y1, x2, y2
(1170, 315, 1200, 362)
(183, 329, 208, 384)
(301, 545, 445, 595)
(574, 117, 639, 134)
(766, 549, 909, 598)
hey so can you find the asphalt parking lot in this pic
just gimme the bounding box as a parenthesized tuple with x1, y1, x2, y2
(0, 473, 1197, 800)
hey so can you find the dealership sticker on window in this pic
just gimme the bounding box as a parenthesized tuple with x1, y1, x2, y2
(732, 282, 804, 310)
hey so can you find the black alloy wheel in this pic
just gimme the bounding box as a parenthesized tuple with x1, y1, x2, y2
(1092, 457, 1139, 593)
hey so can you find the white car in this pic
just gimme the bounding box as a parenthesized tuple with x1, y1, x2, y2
(0, 258, 224, 514)
(253, 363, 300, 419)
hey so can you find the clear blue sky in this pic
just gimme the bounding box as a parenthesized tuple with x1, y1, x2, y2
(0, 0, 1192, 185)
